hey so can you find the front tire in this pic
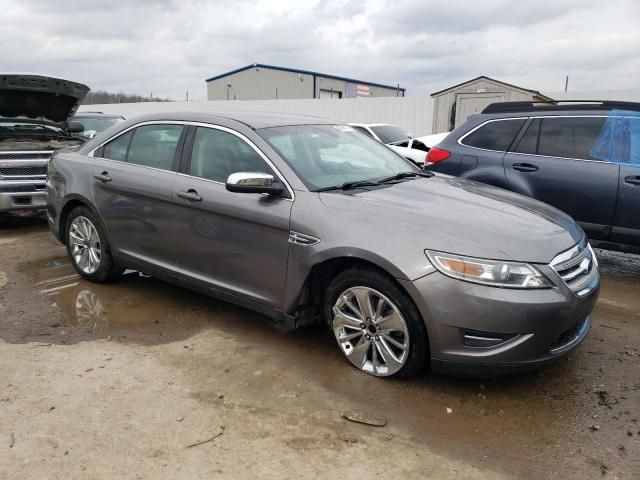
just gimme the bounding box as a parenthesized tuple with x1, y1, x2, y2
(65, 206, 123, 283)
(324, 267, 428, 378)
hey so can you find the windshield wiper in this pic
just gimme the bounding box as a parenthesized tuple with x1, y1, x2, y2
(378, 171, 433, 183)
(315, 180, 381, 192)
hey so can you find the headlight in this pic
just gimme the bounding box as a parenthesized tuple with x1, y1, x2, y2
(425, 251, 552, 289)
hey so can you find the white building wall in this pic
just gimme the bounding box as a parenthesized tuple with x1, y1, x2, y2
(79, 96, 435, 136)
(79, 89, 640, 136)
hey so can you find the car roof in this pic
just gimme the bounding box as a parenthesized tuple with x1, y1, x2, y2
(349, 122, 395, 128)
(469, 108, 640, 123)
(120, 111, 337, 129)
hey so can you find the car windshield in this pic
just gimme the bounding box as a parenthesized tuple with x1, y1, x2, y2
(76, 117, 124, 137)
(370, 125, 412, 144)
(258, 124, 419, 191)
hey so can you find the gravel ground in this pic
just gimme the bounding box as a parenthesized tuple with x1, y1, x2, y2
(1, 217, 639, 479)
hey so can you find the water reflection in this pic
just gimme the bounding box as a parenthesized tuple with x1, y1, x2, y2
(74, 289, 108, 332)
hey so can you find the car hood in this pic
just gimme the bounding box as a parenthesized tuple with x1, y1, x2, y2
(319, 175, 583, 264)
(0, 74, 90, 125)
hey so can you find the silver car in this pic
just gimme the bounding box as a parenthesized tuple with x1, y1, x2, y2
(47, 112, 599, 378)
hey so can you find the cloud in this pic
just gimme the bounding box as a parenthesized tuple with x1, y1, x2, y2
(0, 0, 638, 100)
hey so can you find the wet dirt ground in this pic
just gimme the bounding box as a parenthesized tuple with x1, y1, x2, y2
(1, 218, 639, 479)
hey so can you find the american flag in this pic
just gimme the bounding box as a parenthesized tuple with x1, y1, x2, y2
(345, 82, 371, 98)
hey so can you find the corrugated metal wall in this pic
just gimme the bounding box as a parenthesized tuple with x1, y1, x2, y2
(207, 67, 403, 101)
(432, 78, 541, 133)
(207, 68, 314, 100)
(79, 89, 640, 136)
(79, 96, 436, 136)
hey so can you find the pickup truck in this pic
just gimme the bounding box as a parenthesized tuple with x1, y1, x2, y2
(0, 74, 88, 214)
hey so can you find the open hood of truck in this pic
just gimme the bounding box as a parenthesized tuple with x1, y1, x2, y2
(0, 74, 90, 125)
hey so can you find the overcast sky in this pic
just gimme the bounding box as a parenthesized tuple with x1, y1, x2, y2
(2, 0, 639, 100)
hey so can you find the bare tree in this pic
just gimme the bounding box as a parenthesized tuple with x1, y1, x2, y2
(82, 90, 172, 105)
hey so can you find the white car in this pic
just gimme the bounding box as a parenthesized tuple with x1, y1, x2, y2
(415, 132, 449, 147)
(349, 123, 430, 165)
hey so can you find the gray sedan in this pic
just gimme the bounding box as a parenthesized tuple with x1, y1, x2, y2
(46, 112, 599, 378)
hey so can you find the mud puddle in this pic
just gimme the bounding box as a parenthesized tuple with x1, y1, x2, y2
(8, 254, 288, 345)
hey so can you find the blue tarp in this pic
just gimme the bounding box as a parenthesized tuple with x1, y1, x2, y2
(590, 109, 640, 165)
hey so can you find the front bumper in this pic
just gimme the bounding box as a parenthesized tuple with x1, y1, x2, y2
(399, 267, 599, 377)
(0, 189, 47, 213)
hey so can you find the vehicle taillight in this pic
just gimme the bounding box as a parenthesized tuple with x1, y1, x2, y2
(426, 147, 451, 164)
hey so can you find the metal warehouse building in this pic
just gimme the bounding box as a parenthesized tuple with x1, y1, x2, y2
(206, 63, 405, 101)
(431, 76, 554, 133)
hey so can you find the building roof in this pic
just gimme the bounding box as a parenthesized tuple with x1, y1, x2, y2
(430, 76, 553, 101)
(205, 63, 405, 92)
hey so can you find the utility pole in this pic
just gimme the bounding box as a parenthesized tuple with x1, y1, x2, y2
(564, 75, 569, 92)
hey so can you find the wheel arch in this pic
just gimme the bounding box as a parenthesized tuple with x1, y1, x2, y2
(58, 195, 104, 245)
(291, 254, 416, 328)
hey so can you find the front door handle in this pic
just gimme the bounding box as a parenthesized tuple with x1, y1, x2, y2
(624, 175, 640, 186)
(177, 189, 202, 202)
(93, 172, 112, 183)
(512, 163, 539, 173)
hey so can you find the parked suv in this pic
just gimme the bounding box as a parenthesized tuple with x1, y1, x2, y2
(0, 74, 88, 214)
(48, 112, 599, 378)
(427, 101, 640, 253)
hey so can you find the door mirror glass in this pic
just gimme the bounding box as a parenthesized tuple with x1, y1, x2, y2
(225, 172, 283, 195)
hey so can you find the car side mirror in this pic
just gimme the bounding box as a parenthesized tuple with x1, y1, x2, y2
(68, 121, 85, 133)
(225, 172, 283, 195)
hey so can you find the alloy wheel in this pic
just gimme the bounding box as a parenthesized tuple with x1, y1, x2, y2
(69, 216, 102, 275)
(332, 286, 410, 376)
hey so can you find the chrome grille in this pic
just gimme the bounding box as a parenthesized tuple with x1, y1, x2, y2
(0, 151, 51, 178)
(0, 152, 51, 161)
(550, 239, 598, 297)
(0, 166, 48, 176)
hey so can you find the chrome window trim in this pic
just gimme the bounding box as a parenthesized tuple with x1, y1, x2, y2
(458, 114, 622, 163)
(88, 120, 295, 201)
(184, 122, 295, 201)
(88, 120, 186, 157)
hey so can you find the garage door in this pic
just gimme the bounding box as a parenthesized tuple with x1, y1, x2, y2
(319, 89, 342, 99)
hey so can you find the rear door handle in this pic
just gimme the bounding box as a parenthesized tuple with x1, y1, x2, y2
(512, 163, 539, 173)
(624, 175, 640, 186)
(93, 172, 112, 183)
(177, 189, 202, 202)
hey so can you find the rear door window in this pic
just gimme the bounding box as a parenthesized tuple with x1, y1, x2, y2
(126, 124, 184, 170)
(537, 117, 606, 160)
(461, 119, 525, 151)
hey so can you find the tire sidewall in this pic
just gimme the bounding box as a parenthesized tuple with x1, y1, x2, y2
(324, 267, 429, 378)
(65, 207, 117, 282)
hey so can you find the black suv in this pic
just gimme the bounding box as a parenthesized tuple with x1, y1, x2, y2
(427, 101, 640, 253)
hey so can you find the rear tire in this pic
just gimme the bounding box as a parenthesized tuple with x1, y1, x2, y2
(65, 206, 123, 283)
(324, 266, 428, 378)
